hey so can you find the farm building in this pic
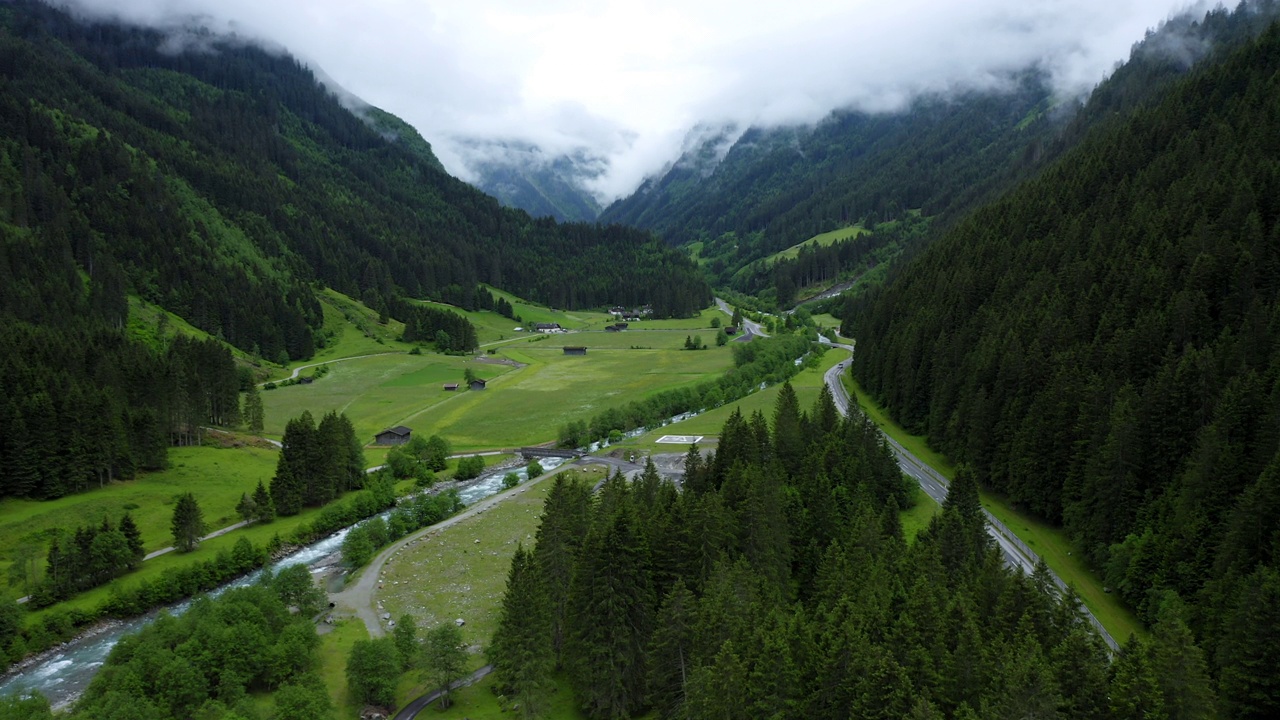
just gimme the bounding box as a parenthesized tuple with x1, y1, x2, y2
(563, 346, 587, 356)
(375, 426, 412, 445)
(469, 378, 488, 391)
(534, 322, 562, 333)
(443, 383, 459, 391)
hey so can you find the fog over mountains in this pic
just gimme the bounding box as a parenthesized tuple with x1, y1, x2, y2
(52, 0, 1202, 217)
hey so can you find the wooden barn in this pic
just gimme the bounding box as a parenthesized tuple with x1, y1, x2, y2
(375, 426, 412, 446)
(443, 383, 459, 391)
(469, 378, 488, 390)
(563, 346, 587, 356)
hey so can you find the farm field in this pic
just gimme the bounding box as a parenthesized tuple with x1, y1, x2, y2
(260, 354, 515, 443)
(423, 347, 734, 450)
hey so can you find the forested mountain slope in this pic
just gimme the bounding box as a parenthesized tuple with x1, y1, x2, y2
(0, 0, 707, 500)
(604, 2, 1279, 301)
(0, 0, 709, 358)
(846, 18, 1280, 715)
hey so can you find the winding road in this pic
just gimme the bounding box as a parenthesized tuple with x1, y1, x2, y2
(820, 340, 1119, 651)
(715, 297, 768, 341)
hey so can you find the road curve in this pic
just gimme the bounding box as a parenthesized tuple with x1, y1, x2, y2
(260, 351, 406, 387)
(714, 297, 768, 340)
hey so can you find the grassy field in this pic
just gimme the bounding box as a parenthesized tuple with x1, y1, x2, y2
(425, 348, 733, 451)
(526, 329, 725, 350)
(768, 225, 868, 263)
(263, 341, 736, 453)
(261, 353, 515, 443)
(0, 442, 278, 589)
(318, 617, 371, 716)
(619, 346, 845, 456)
(378, 467, 609, 674)
(901, 487, 940, 541)
(843, 374, 1145, 641)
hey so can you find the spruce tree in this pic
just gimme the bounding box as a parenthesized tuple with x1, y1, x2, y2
(533, 474, 591, 668)
(772, 382, 804, 478)
(252, 479, 275, 522)
(170, 492, 205, 553)
(489, 544, 553, 718)
(118, 512, 144, 567)
(647, 580, 696, 720)
(272, 412, 316, 516)
(567, 506, 654, 718)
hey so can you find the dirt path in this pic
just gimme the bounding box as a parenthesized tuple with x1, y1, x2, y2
(259, 351, 405, 387)
(328, 462, 581, 637)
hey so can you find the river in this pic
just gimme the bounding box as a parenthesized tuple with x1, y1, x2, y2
(0, 456, 567, 708)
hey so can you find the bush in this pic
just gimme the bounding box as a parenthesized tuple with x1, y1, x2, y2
(503, 472, 520, 489)
(454, 455, 485, 480)
(526, 460, 544, 479)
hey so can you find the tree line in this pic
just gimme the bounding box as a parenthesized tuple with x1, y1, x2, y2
(26, 513, 145, 608)
(845, 16, 1280, 717)
(490, 384, 1221, 718)
(0, 317, 241, 500)
(270, 410, 366, 516)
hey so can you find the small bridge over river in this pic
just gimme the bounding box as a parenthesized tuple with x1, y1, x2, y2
(518, 446, 584, 460)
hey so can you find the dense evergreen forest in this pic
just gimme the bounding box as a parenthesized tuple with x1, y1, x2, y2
(846, 16, 1280, 716)
(490, 387, 1219, 719)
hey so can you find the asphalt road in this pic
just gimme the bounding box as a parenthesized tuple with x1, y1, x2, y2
(715, 297, 768, 340)
(821, 343, 1033, 574)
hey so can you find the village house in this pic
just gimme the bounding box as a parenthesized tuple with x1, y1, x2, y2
(374, 426, 412, 445)
(534, 322, 563, 333)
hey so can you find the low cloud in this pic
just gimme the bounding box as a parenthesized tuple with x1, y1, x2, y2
(55, 0, 1197, 201)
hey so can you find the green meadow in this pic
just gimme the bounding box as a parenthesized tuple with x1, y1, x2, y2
(260, 354, 514, 443)
(0, 443, 277, 583)
(767, 225, 868, 264)
(621, 345, 844, 454)
(420, 347, 734, 451)
(261, 332, 736, 452)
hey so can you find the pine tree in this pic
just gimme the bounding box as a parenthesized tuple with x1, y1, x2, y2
(533, 474, 591, 668)
(242, 384, 264, 433)
(170, 492, 205, 553)
(772, 382, 804, 478)
(272, 412, 316, 516)
(118, 511, 144, 567)
(489, 544, 553, 719)
(252, 479, 275, 522)
(1108, 636, 1166, 720)
(648, 580, 696, 719)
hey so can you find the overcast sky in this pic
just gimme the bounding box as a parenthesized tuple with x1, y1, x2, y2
(57, 0, 1199, 200)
